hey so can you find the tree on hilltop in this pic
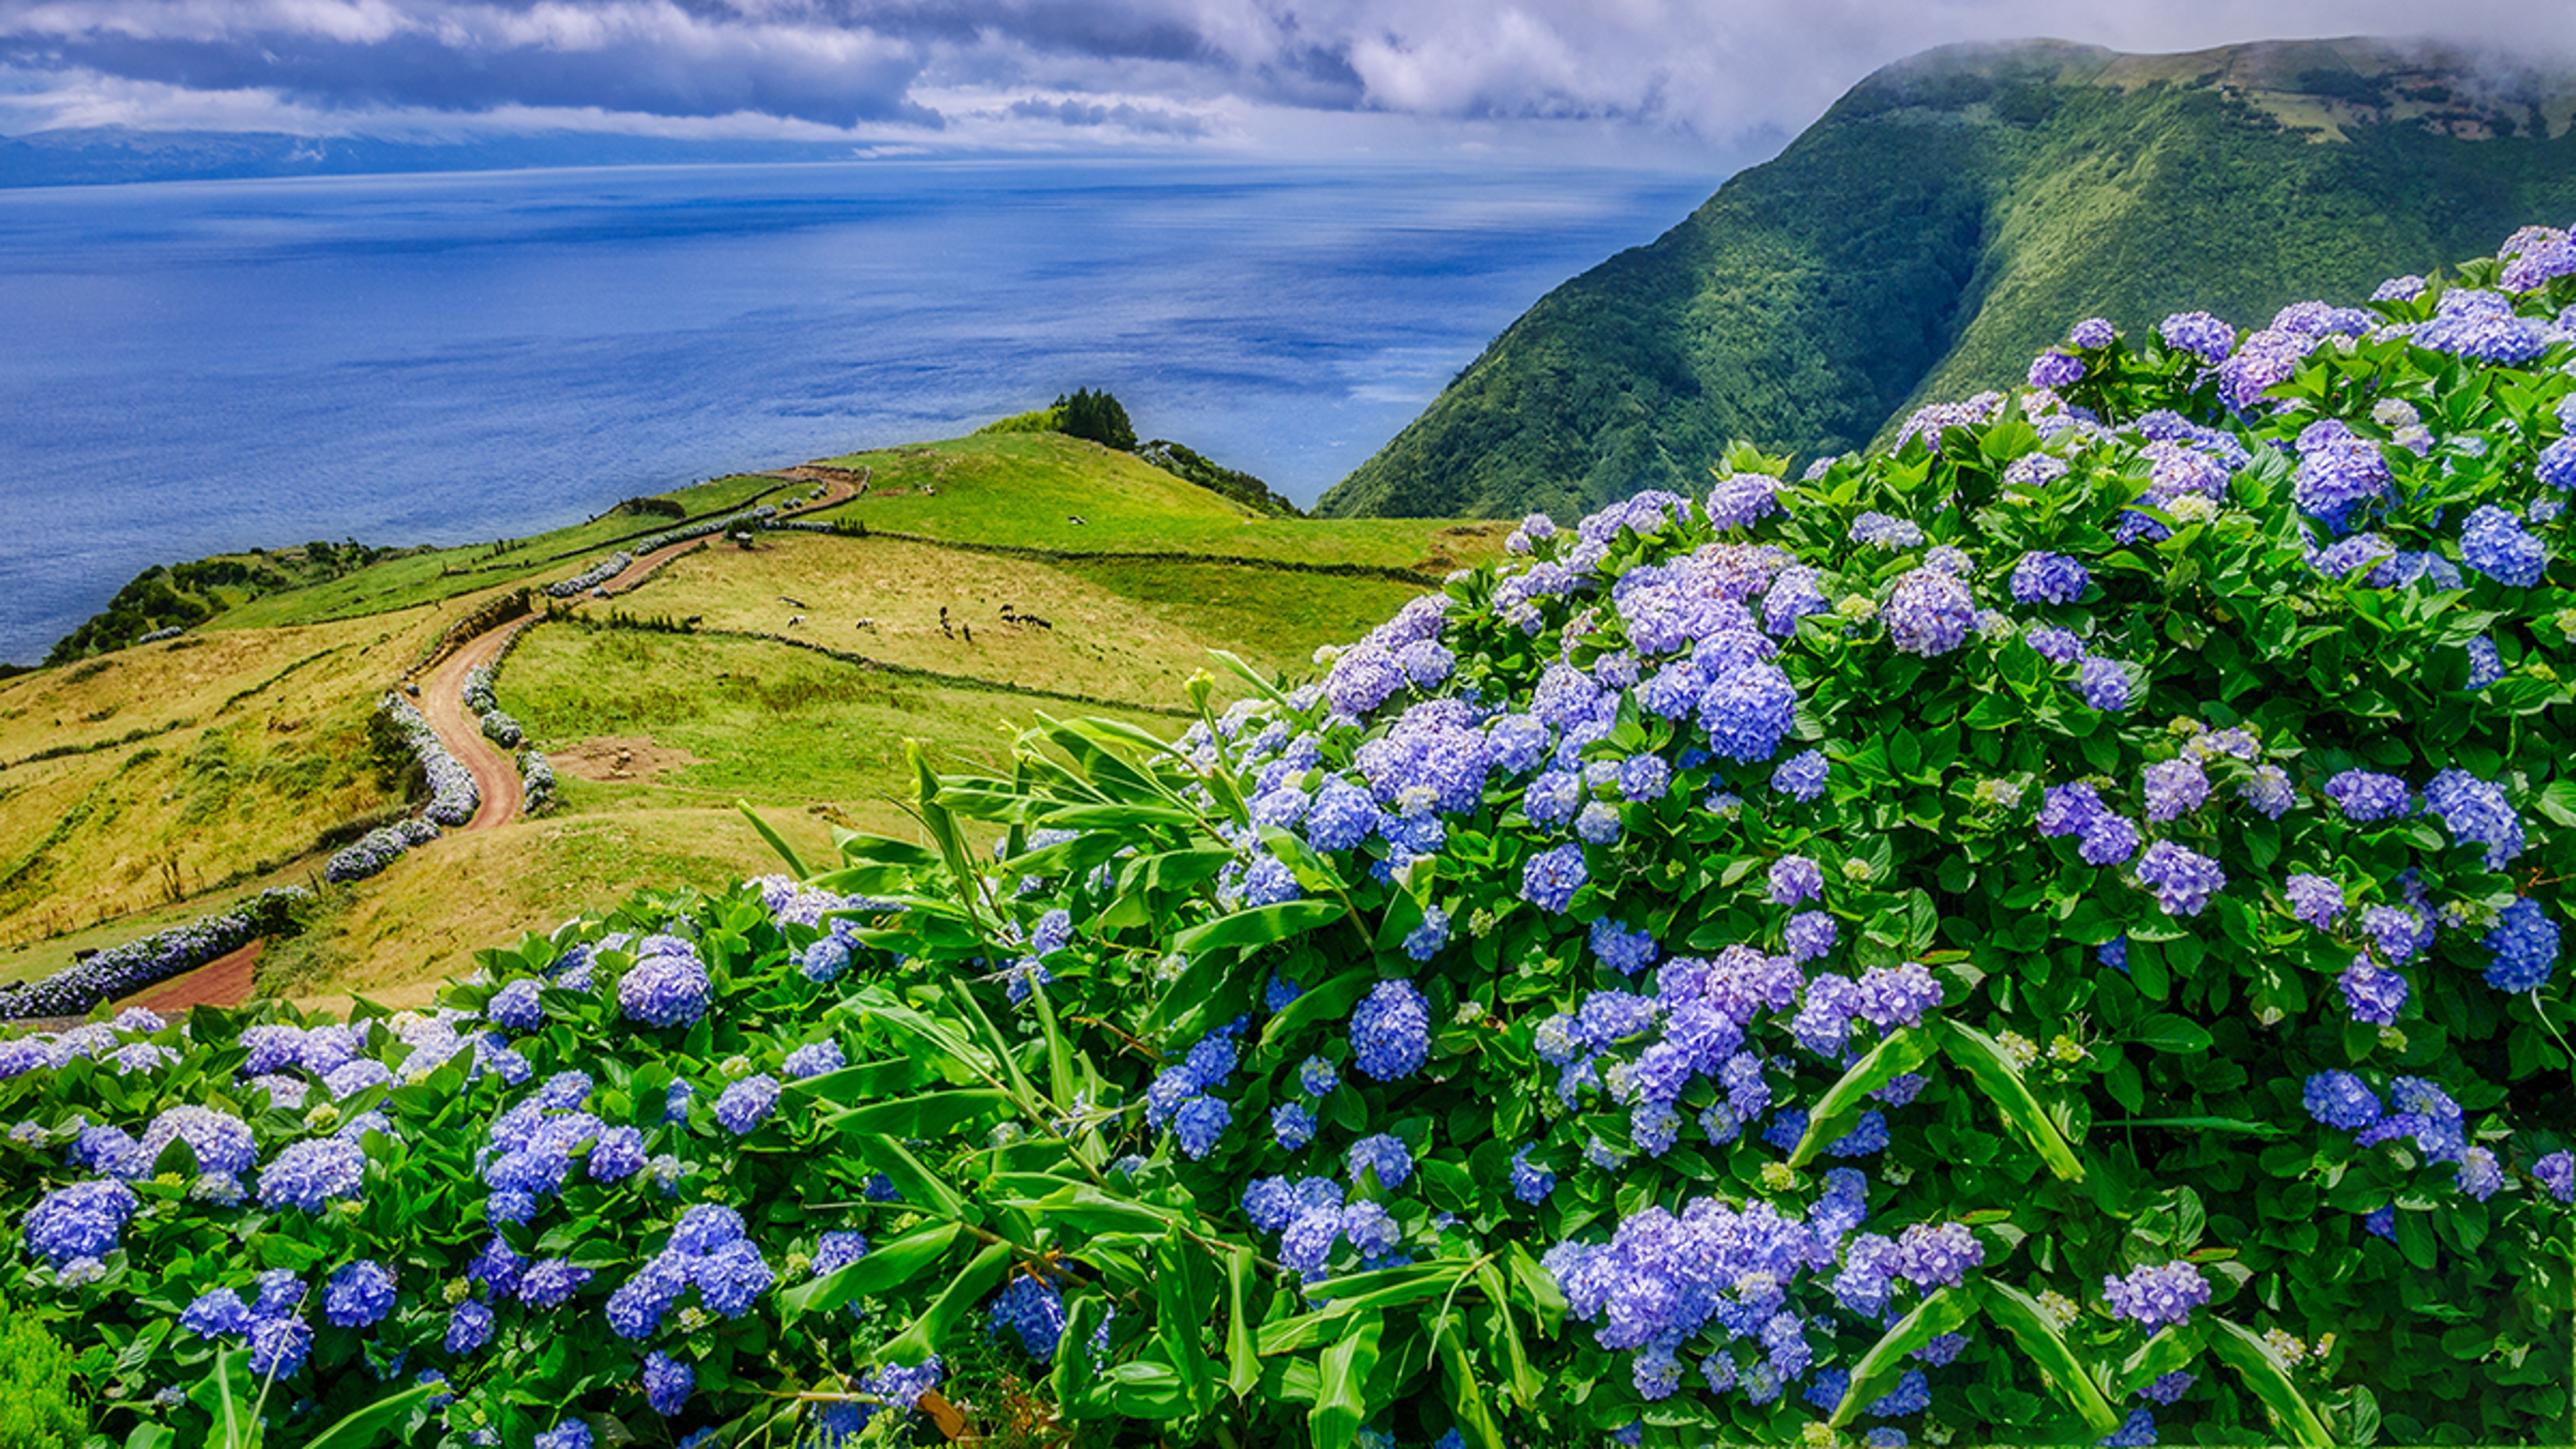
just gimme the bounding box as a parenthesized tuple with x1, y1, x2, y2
(1052, 387, 1136, 451)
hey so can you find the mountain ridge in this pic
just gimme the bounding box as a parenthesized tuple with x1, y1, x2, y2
(1316, 34, 2576, 519)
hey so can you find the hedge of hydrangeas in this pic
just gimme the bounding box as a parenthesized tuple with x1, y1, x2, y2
(544, 554, 631, 600)
(382, 694, 480, 829)
(3, 231, 2573, 1449)
(325, 818, 443, 885)
(480, 712, 526, 750)
(521, 751, 557, 815)
(0, 889, 307, 1020)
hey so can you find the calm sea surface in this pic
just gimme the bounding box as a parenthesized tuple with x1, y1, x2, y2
(0, 158, 1714, 661)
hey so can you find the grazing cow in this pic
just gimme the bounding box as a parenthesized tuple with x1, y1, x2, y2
(788, 616, 806, 629)
(780, 596, 809, 608)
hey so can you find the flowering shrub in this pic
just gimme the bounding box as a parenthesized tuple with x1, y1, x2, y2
(461, 664, 499, 716)
(0, 888, 307, 1020)
(381, 694, 480, 828)
(4, 232, 2575, 1449)
(479, 711, 525, 749)
(324, 817, 442, 885)
(543, 553, 630, 600)
(521, 751, 557, 814)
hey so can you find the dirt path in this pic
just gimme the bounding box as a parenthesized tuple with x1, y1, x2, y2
(594, 466, 867, 598)
(117, 939, 263, 1015)
(419, 616, 537, 833)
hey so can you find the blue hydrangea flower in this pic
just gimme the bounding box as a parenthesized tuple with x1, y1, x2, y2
(1271, 1102, 1316, 1150)
(534, 1422, 593, 1449)
(1297, 1056, 1337, 1097)
(2140, 758, 2208, 823)
(784, 1040, 846, 1081)
(1784, 910, 1837, 963)
(1509, 1144, 1555, 1203)
(323, 1260, 397, 1328)
(2304, 1071, 2382, 1131)
(257, 1138, 366, 1212)
(989, 1275, 1066, 1360)
(2134, 840, 2224, 916)
(799, 937, 851, 982)
(2339, 956, 2409, 1026)
(1589, 918, 1659, 976)
(1401, 907, 1451, 961)
(1697, 663, 1799, 763)
(1768, 855, 1823, 906)
(2461, 504, 2547, 586)
(2157, 311, 2235, 362)
(487, 978, 545, 1030)
(2100, 1408, 2159, 1449)
(183, 1287, 253, 1340)
(1521, 843, 1589, 914)
(2534, 1151, 2574, 1204)
(2102, 1260, 2210, 1331)
(1892, 1222, 1985, 1287)
(1173, 1096, 1232, 1160)
(2483, 897, 2559, 992)
(1886, 567, 1975, 655)
(1348, 1133, 1414, 1190)
(2284, 873, 2343, 930)
(445, 1299, 495, 1356)
(618, 940, 713, 1028)
(2422, 769, 2524, 869)
(247, 1316, 313, 1380)
(2078, 657, 2133, 712)
(2325, 769, 2413, 822)
(643, 1350, 694, 1415)
(1771, 749, 1829, 802)
(713, 1075, 782, 1136)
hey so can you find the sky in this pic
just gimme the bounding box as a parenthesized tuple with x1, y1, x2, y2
(1, 0, 2569, 169)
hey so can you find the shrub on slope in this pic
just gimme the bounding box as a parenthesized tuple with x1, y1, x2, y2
(1, 230, 2572, 1449)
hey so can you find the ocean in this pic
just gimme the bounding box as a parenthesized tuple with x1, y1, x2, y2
(0, 156, 1714, 663)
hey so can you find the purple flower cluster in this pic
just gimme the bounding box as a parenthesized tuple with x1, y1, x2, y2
(2102, 1261, 2211, 1331)
(2037, 783, 2140, 867)
(618, 936, 714, 1028)
(1351, 979, 1430, 1080)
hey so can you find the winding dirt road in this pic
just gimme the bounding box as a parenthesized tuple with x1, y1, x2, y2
(73, 467, 870, 1019)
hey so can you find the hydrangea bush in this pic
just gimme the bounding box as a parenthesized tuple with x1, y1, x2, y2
(0, 889, 308, 1021)
(5, 233, 2575, 1448)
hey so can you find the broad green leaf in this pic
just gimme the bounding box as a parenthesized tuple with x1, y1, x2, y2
(1206, 648, 1293, 707)
(826, 829, 939, 869)
(845, 1136, 969, 1222)
(1790, 1026, 1935, 1167)
(301, 1381, 445, 1449)
(1260, 967, 1379, 1048)
(876, 1240, 1012, 1367)
(2206, 1317, 2334, 1446)
(1434, 1313, 1506, 1449)
(1474, 1263, 1543, 1407)
(2131, 1014, 2214, 1055)
(2112, 1326, 2203, 1399)
(1942, 1020, 2086, 1181)
(734, 799, 808, 879)
(1224, 1242, 1260, 1401)
(826, 1087, 1013, 1139)
(780, 1222, 963, 1324)
(1029, 986, 1077, 1114)
(845, 986, 998, 1080)
(1004, 1183, 1177, 1238)
(1102, 1359, 1190, 1419)
(1172, 899, 1350, 956)
(1307, 1311, 1383, 1449)
(782, 1055, 925, 1106)
(1980, 1281, 2121, 1435)
(1831, 1285, 1975, 1427)
(1154, 1230, 1218, 1416)
(945, 977, 1045, 1115)
(1052, 1293, 1110, 1419)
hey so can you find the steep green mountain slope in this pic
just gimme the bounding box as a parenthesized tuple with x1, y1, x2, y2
(1319, 36, 2576, 519)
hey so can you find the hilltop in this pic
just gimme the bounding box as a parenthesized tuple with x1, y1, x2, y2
(0, 431, 1495, 1003)
(1318, 35, 2576, 519)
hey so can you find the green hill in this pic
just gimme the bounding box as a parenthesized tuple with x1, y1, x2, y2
(1317, 36, 2576, 519)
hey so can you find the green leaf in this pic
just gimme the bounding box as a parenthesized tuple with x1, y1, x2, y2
(1831, 1285, 1975, 1427)
(1154, 1230, 1218, 1416)
(1790, 1026, 1935, 1167)
(826, 1088, 1014, 1139)
(2132, 1014, 2214, 1055)
(1260, 968, 1378, 1046)
(1941, 1020, 2085, 1181)
(735, 799, 808, 879)
(1307, 1311, 1384, 1449)
(827, 829, 940, 869)
(1004, 1183, 1179, 1238)
(845, 1136, 970, 1223)
(191, 1344, 261, 1449)
(2112, 1326, 2203, 1400)
(301, 1381, 445, 1449)
(2206, 1316, 2334, 1446)
(1207, 648, 1292, 707)
(1172, 899, 1350, 955)
(1434, 1313, 1506, 1449)
(1980, 1281, 2122, 1435)
(781, 1222, 963, 1324)
(1474, 1263, 1542, 1407)
(876, 1240, 1012, 1367)
(1223, 1242, 1260, 1401)
(1052, 1293, 1110, 1418)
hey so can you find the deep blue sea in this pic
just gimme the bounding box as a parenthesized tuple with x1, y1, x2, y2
(0, 158, 1714, 662)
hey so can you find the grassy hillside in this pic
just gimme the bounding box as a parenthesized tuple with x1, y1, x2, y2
(1319, 36, 2576, 519)
(1, 431, 1493, 999)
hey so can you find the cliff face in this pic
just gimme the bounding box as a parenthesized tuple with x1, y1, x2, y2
(1317, 36, 2576, 519)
